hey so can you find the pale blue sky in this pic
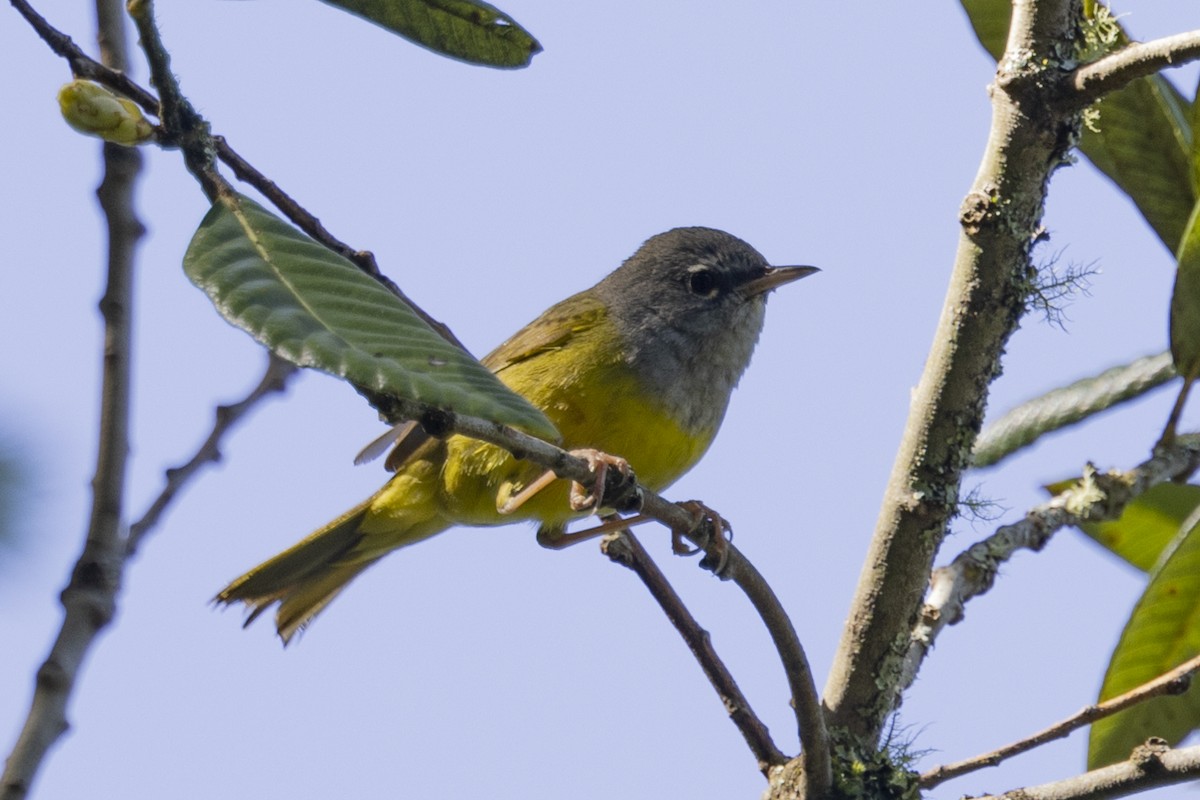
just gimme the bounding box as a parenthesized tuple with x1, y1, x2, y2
(2, 3, 1198, 799)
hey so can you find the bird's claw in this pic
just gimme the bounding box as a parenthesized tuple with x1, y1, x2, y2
(568, 449, 631, 512)
(675, 500, 733, 575)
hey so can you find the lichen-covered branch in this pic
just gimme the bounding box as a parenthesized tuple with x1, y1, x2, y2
(822, 0, 1085, 744)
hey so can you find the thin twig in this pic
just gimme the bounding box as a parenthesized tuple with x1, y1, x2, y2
(1070, 29, 1200, 108)
(900, 435, 1200, 704)
(126, 355, 296, 557)
(969, 740, 1200, 800)
(0, 6, 141, 798)
(921, 651, 1200, 788)
(601, 530, 787, 773)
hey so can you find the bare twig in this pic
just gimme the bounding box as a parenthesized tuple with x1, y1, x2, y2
(0, 6, 141, 798)
(1070, 29, 1200, 107)
(969, 740, 1200, 800)
(601, 531, 788, 774)
(902, 435, 1200, 701)
(126, 355, 296, 557)
(921, 651, 1200, 788)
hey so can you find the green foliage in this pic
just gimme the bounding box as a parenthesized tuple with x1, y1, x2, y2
(319, 0, 541, 68)
(1088, 520, 1200, 768)
(183, 192, 558, 440)
(1171, 200, 1200, 385)
(1049, 480, 1200, 572)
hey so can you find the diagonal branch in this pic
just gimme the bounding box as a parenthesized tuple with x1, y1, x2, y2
(920, 651, 1200, 788)
(126, 355, 296, 557)
(600, 530, 787, 774)
(1070, 29, 1200, 107)
(822, 0, 1084, 744)
(900, 435, 1200, 703)
(969, 741, 1200, 800)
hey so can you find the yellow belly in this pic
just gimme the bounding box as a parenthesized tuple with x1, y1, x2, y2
(438, 364, 714, 527)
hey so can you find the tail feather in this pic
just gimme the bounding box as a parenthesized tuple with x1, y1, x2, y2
(216, 500, 377, 644)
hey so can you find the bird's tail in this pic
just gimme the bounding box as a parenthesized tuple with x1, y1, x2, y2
(215, 500, 379, 645)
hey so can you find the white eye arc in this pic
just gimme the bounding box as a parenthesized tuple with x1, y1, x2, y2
(686, 265, 720, 298)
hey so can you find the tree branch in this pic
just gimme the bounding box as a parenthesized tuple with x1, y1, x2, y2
(1070, 29, 1200, 107)
(970, 741, 1200, 800)
(901, 435, 1200, 706)
(822, 0, 1084, 744)
(600, 531, 788, 774)
(921, 651, 1200, 788)
(126, 355, 296, 557)
(0, 6, 141, 798)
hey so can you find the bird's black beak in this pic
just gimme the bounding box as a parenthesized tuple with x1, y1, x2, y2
(744, 265, 820, 297)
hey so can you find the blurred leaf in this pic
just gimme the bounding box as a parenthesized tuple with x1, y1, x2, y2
(1047, 479, 1200, 571)
(960, 0, 1195, 252)
(183, 193, 558, 441)
(1190, 73, 1200, 196)
(0, 441, 27, 554)
(974, 353, 1176, 468)
(1086, 78, 1194, 253)
(1088, 522, 1200, 768)
(1169, 199, 1200, 381)
(319, 0, 541, 68)
(960, 0, 1007, 56)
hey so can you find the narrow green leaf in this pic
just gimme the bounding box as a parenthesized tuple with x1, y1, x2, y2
(183, 193, 558, 441)
(1047, 480, 1200, 572)
(1169, 199, 1200, 379)
(959, 0, 1196, 252)
(974, 353, 1176, 468)
(319, 0, 541, 68)
(1088, 522, 1200, 768)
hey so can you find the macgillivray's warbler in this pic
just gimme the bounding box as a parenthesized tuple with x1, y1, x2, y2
(216, 227, 816, 643)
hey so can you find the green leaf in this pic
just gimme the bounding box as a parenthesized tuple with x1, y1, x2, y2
(1169, 199, 1200, 381)
(1047, 480, 1200, 572)
(974, 353, 1176, 468)
(959, 0, 1007, 57)
(1189, 72, 1200, 196)
(959, 0, 1196, 253)
(183, 193, 558, 441)
(319, 0, 541, 68)
(1088, 522, 1200, 768)
(1084, 78, 1195, 253)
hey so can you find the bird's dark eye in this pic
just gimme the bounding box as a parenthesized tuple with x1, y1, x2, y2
(687, 267, 720, 298)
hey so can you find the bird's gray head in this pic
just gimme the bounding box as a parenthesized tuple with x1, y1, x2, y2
(594, 227, 816, 431)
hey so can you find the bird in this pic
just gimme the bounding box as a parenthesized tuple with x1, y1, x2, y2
(215, 227, 817, 643)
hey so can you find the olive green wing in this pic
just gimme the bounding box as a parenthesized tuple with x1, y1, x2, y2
(482, 290, 606, 373)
